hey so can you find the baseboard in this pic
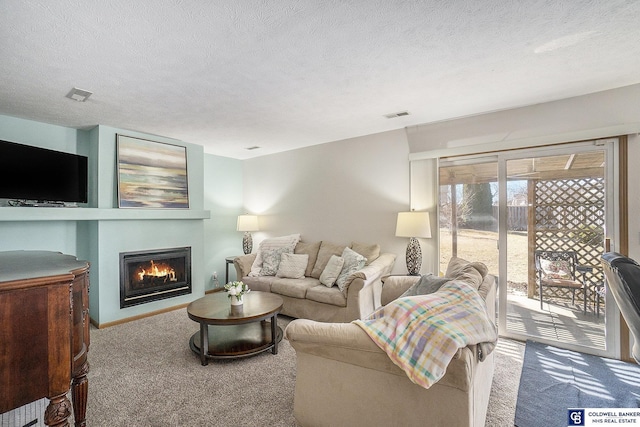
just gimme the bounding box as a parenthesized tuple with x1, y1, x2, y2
(89, 303, 189, 329)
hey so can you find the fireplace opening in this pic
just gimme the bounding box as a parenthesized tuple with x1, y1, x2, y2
(120, 247, 191, 308)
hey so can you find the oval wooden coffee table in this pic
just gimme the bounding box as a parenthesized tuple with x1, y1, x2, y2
(187, 291, 284, 365)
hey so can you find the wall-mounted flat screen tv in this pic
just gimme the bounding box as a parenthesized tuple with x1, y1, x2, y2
(0, 139, 88, 204)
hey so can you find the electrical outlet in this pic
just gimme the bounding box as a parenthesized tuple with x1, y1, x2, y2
(212, 271, 217, 280)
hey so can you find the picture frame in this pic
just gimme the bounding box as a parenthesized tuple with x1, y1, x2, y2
(116, 135, 189, 209)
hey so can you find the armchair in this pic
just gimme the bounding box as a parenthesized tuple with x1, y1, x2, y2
(534, 250, 590, 313)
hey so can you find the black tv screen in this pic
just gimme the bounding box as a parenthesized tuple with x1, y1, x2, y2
(0, 139, 88, 204)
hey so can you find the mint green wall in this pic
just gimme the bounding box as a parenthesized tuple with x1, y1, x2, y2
(0, 220, 80, 253)
(92, 126, 205, 211)
(94, 219, 205, 323)
(0, 114, 79, 152)
(0, 115, 241, 326)
(86, 125, 209, 324)
(0, 115, 84, 254)
(203, 154, 243, 289)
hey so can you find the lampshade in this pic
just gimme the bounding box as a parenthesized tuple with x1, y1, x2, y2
(395, 212, 431, 238)
(237, 215, 259, 232)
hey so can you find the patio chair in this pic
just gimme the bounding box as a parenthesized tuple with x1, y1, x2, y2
(534, 250, 589, 313)
(601, 252, 640, 363)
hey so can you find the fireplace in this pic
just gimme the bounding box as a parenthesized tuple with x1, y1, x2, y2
(119, 247, 192, 308)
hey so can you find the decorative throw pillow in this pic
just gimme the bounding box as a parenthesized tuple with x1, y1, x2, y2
(311, 241, 346, 279)
(276, 253, 309, 279)
(319, 255, 344, 287)
(399, 273, 451, 298)
(260, 247, 293, 276)
(249, 234, 301, 277)
(294, 241, 321, 278)
(350, 242, 380, 265)
(336, 247, 367, 291)
(540, 259, 572, 280)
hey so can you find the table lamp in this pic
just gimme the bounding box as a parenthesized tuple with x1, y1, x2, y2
(237, 215, 259, 254)
(395, 211, 431, 275)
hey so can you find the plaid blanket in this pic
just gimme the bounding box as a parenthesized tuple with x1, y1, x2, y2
(353, 280, 497, 388)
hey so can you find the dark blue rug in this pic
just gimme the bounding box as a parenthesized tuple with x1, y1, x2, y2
(515, 340, 640, 427)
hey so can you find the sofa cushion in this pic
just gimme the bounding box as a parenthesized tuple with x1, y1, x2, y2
(306, 285, 348, 307)
(260, 247, 293, 276)
(276, 252, 309, 279)
(295, 241, 321, 277)
(399, 273, 451, 298)
(249, 234, 301, 277)
(319, 255, 344, 287)
(271, 277, 320, 299)
(242, 276, 276, 293)
(336, 247, 366, 291)
(350, 242, 380, 265)
(311, 241, 347, 279)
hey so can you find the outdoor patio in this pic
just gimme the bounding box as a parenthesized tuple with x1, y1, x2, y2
(506, 293, 605, 349)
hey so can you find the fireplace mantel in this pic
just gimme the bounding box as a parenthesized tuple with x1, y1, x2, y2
(0, 207, 210, 221)
(0, 207, 210, 326)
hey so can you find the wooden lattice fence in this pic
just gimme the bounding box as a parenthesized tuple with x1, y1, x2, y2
(529, 178, 605, 311)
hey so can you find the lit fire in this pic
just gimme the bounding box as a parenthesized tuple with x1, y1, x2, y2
(137, 260, 176, 282)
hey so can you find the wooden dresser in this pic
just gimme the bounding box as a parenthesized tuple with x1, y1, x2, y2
(0, 251, 90, 427)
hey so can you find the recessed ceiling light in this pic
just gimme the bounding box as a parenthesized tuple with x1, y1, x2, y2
(245, 146, 261, 150)
(65, 87, 93, 102)
(384, 111, 410, 119)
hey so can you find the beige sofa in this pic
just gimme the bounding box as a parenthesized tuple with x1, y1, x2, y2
(233, 240, 396, 322)
(284, 257, 497, 427)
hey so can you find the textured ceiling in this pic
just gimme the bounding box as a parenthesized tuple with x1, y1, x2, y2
(1, 1, 640, 159)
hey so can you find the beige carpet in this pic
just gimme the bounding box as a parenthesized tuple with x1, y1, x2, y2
(86, 308, 524, 426)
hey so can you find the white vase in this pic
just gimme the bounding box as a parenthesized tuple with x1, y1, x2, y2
(230, 294, 243, 306)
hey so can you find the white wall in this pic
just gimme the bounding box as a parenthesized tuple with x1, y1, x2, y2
(407, 83, 640, 158)
(239, 84, 640, 278)
(407, 84, 640, 269)
(242, 129, 414, 274)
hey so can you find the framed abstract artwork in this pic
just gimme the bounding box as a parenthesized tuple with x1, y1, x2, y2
(116, 135, 189, 208)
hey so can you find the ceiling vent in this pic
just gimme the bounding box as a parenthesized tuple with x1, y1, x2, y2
(384, 111, 410, 119)
(65, 87, 93, 102)
(245, 146, 261, 150)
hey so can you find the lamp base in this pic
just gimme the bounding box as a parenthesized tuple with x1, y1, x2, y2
(242, 232, 253, 255)
(405, 237, 422, 276)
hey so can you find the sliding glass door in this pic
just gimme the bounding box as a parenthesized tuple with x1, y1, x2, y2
(439, 140, 619, 357)
(438, 158, 498, 277)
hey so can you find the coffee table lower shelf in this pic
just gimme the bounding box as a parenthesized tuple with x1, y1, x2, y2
(189, 321, 283, 362)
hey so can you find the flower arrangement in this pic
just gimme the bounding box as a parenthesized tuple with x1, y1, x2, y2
(224, 281, 250, 304)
